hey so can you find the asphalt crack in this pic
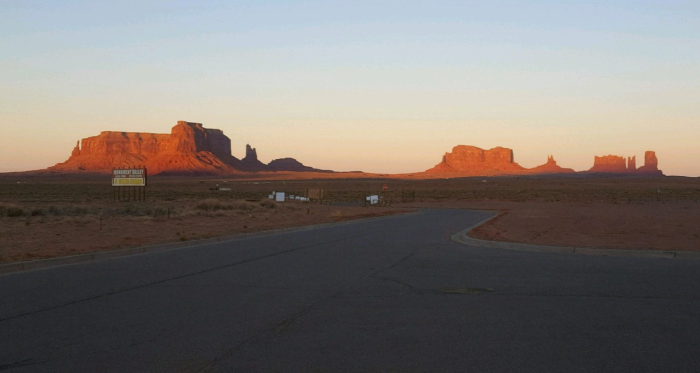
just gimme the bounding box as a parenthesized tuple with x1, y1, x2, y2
(0, 224, 412, 323)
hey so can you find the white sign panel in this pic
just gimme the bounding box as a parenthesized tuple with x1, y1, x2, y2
(112, 169, 147, 187)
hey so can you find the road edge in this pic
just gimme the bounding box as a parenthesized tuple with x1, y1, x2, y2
(0, 210, 419, 275)
(451, 211, 700, 260)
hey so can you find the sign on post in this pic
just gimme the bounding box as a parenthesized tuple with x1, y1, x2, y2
(112, 169, 147, 187)
(112, 168, 147, 201)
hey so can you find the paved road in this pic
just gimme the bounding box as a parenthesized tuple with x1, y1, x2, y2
(2, 209, 700, 372)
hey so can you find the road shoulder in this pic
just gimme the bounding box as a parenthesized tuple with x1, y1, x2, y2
(451, 212, 700, 260)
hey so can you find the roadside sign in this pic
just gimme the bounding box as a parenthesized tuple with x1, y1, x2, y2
(112, 168, 147, 201)
(112, 169, 147, 187)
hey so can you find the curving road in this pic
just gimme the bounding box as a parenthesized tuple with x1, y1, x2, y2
(2, 209, 700, 372)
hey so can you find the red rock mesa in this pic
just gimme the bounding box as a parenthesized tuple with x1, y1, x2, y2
(426, 145, 525, 174)
(51, 121, 330, 175)
(425, 145, 662, 176)
(587, 151, 662, 175)
(588, 155, 628, 173)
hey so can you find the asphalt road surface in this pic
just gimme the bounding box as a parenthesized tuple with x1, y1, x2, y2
(2, 209, 700, 372)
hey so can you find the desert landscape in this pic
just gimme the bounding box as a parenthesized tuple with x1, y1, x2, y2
(1, 119, 696, 265)
(2, 167, 698, 264)
(5, 3, 700, 371)
(3, 118, 693, 265)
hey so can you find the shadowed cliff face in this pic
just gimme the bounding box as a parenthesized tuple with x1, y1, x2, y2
(169, 121, 208, 152)
(267, 158, 333, 173)
(205, 129, 232, 161)
(587, 151, 662, 175)
(239, 144, 268, 171)
(525, 155, 575, 174)
(637, 151, 662, 175)
(589, 155, 628, 173)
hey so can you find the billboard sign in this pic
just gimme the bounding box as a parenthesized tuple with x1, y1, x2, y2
(112, 169, 147, 187)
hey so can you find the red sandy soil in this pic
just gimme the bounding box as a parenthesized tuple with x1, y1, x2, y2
(0, 201, 407, 264)
(407, 201, 700, 252)
(2, 175, 699, 264)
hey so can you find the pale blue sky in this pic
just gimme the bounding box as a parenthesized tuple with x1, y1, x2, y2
(1, 1, 699, 175)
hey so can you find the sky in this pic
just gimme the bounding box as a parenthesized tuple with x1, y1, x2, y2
(1, 0, 699, 176)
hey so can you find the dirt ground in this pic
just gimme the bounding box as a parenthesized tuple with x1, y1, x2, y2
(407, 201, 700, 252)
(0, 200, 407, 264)
(1, 174, 699, 264)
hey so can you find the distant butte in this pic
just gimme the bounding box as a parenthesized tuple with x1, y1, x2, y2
(587, 151, 662, 175)
(47, 121, 665, 177)
(50, 121, 333, 175)
(589, 155, 628, 173)
(526, 155, 575, 174)
(426, 145, 525, 175)
(424, 145, 662, 176)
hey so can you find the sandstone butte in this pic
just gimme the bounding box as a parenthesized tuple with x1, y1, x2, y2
(50, 121, 664, 177)
(425, 145, 662, 176)
(587, 151, 662, 175)
(425, 145, 573, 175)
(50, 121, 328, 175)
(426, 146, 525, 174)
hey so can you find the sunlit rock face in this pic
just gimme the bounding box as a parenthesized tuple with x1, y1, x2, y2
(50, 121, 333, 175)
(50, 121, 241, 175)
(425, 146, 663, 176)
(426, 145, 525, 174)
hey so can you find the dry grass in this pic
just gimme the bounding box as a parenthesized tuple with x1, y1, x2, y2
(0, 203, 24, 217)
(330, 210, 353, 217)
(1, 174, 698, 264)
